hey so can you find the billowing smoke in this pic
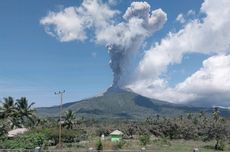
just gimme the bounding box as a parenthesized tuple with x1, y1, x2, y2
(105, 2, 167, 88)
(40, 0, 167, 88)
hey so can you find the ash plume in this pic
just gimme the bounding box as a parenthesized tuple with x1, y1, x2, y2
(98, 2, 167, 88)
(40, 0, 167, 88)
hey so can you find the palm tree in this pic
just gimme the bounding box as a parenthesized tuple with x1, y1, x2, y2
(0, 96, 16, 118)
(0, 97, 23, 129)
(15, 97, 36, 126)
(63, 110, 76, 129)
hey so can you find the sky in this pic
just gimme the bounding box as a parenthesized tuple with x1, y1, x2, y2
(0, 0, 230, 107)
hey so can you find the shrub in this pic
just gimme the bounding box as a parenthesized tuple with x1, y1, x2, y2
(39, 128, 87, 144)
(0, 132, 46, 149)
(95, 139, 103, 151)
(215, 140, 225, 151)
(139, 134, 150, 146)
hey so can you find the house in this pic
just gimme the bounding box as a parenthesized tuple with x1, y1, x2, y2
(110, 130, 123, 142)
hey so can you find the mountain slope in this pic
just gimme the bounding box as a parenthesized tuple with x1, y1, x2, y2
(36, 87, 230, 119)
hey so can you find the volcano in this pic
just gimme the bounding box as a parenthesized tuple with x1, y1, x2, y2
(36, 87, 230, 119)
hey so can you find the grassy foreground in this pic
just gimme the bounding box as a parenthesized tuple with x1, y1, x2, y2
(48, 138, 230, 152)
(148, 140, 230, 152)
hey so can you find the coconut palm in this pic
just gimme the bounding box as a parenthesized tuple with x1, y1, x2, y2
(0, 96, 16, 118)
(0, 97, 23, 129)
(63, 110, 76, 129)
(15, 97, 36, 126)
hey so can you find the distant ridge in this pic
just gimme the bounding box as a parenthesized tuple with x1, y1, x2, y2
(36, 87, 230, 119)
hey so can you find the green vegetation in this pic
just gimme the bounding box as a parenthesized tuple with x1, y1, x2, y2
(139, 134, 150, 146)
(63, 110, 76, 129)
(95, 139, 103, 150)
(0, 96, 36, 129)
(0, 96, 230, 151)
(0, 131, 46, 149)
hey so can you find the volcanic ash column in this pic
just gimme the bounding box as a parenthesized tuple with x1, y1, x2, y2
(105, 2, 167, 89)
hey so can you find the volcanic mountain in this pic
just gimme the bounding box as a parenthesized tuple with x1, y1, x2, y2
(36, 87, 230, 119)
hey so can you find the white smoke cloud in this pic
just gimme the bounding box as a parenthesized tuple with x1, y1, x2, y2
(41, 0, 167, 88)
(129, 0, 230, 106)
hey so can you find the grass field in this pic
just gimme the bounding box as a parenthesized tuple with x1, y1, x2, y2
(148, 140, 230, 152)
(48, 138, 230, 152)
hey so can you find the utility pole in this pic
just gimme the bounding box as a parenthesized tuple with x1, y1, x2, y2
(54, 90, 65, 150)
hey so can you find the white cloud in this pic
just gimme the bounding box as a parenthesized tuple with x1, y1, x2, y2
(176, 55, 230, 106)
(142, 0, 230, 77)
(137, 0, 230, 81)
(40, 7, 87, 42)
(127, 78, 197, 104)
(129, 0, 230, 106)
(41, 0, 167, 48)
(176, 10, 196, 24)
(176, 14, 185, 24)
(187, 10, 196, 16)
(40, 0, 118, 42)
(108, 0, 119, 6)
(176, 55, 230, 96)
(129, 55, 230, 106)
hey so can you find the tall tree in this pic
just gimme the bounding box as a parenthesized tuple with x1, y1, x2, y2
(63, 110, 76, 129)
(0, 96, 16, 118)
(0, 97, 22, 129)
(15, 97, 36, 126)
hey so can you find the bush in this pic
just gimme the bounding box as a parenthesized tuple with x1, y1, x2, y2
(139, 134, 150, 146)
(95, 139, 103, 151)
(39, 128, 87, 144)
(215, 140, 225, 151)
(0, 132, 46, 149)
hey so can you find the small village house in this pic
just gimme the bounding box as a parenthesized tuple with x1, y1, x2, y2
(110, 130, 123, 142)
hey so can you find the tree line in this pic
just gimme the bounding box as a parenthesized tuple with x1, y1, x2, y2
(0, 96, 77, 134)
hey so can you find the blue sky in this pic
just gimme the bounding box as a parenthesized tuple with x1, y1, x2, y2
(1, 0, 229, 107)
